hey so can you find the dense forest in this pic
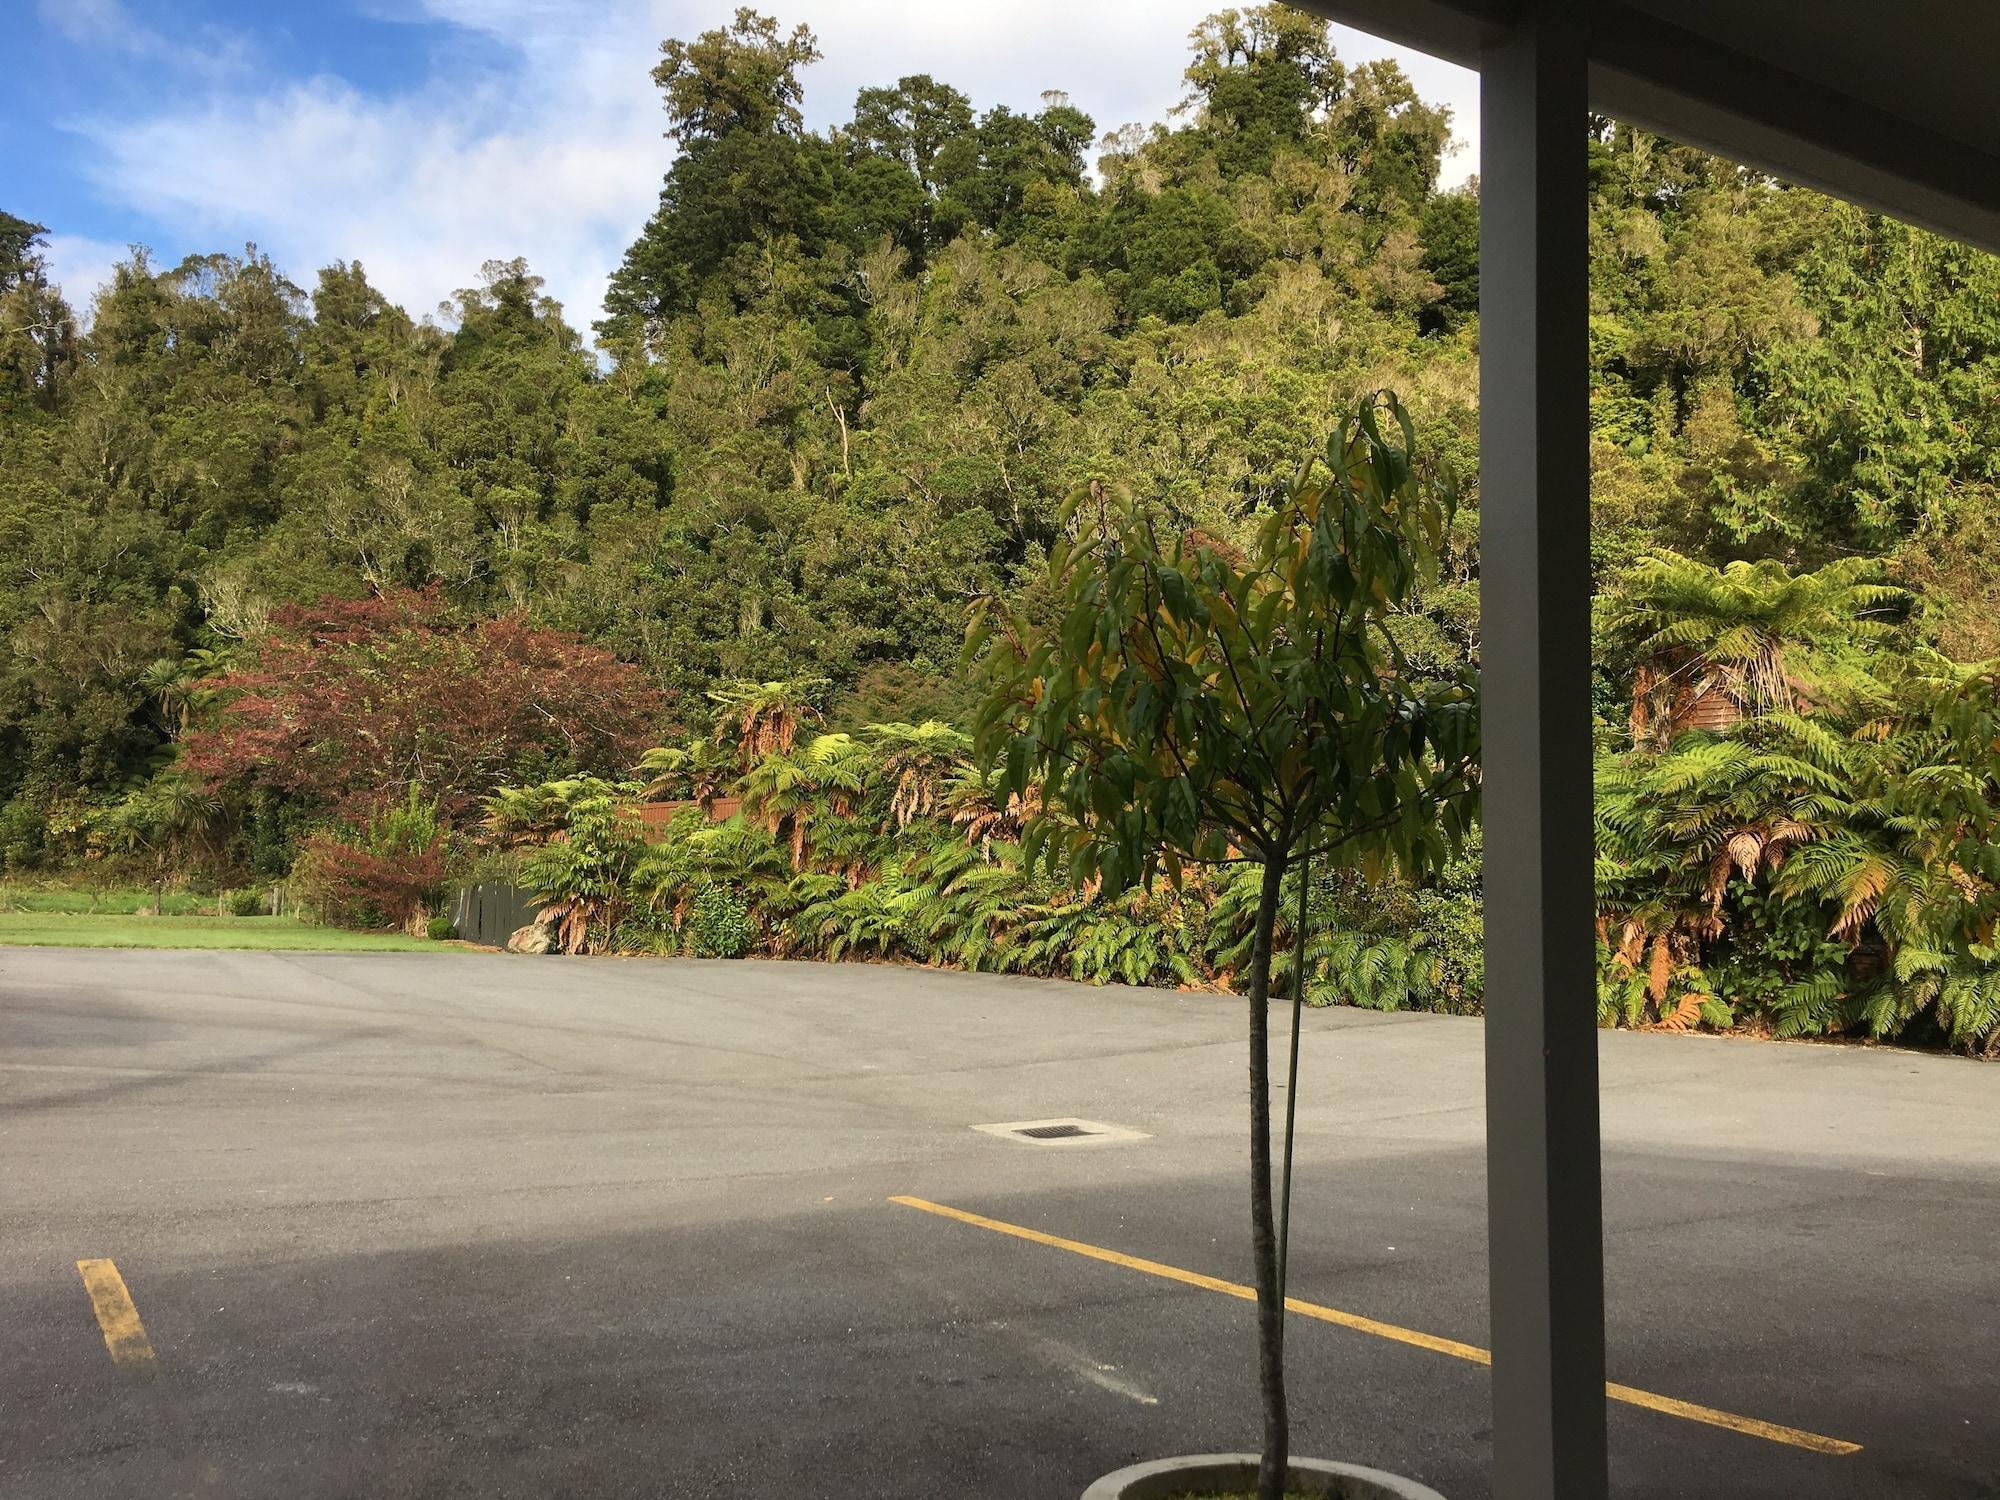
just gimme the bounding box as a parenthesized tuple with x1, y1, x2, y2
(3, 7, 1998, 1046)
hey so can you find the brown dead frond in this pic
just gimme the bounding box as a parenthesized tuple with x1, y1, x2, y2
(1647, 991, 1709, 1033)
(1616, 919, 1648, 972)
(1646, 934, 1675, 1004)
(1831, 856, 1894, 939)
(1705, 850, 1735, 911)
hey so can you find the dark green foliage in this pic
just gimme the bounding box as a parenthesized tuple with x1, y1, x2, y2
(601, 129, 841, 334)
(1417, 190, 1478, 334)
(972, 392, 1477, 901)
(426, 916, 458, 941)
(686, 883, 756, 957)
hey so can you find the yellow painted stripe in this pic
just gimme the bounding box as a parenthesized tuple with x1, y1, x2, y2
(889, 1195, 1860, 1458)
(75, 1259, 158, 1372)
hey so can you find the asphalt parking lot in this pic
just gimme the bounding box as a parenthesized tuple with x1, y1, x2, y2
(4, 948, 1997, 1498)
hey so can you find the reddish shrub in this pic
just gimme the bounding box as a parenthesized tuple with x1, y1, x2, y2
(291, 833, 451, 931)
(181, 589, 663, 821)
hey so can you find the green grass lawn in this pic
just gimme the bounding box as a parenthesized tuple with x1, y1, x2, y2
(0, 886, 224, 916)
(0, 912, 442, 952)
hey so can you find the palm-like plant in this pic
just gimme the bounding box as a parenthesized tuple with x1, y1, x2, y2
(1601, 550, 1905, 747)
(863, 720, 972, 829)
(520, 790, 641, 953)
(944, 762, 1039, 855)
(791, 858, 923, 960)
(137, 646, 233, 740)
(905, 839, 1038, 970)
(107, 773, 223, 912)
(1594, 629, 2000, 1051)
(707, 677, 828, 766)
(486, 776, 637, 848)
(628, 818, 791, 928)
(635, 739, 736, 806)
(1595, 716, 1855, 1020)
(738, 731, 879, 867)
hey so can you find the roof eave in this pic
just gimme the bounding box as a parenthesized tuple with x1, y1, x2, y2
(1293, 0, 2000, 252)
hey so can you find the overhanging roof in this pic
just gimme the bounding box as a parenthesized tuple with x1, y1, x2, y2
(1295, 0, 2000, 252)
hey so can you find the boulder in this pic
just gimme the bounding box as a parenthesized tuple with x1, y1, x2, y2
(506, 922, 554, 954)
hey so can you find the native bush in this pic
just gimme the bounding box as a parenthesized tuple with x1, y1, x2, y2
(292, 784, 454, 932)
(495, 538, 2000, 1059)
(1593, 552, 2000, 1052)
(498, 700, 1488, 1008)
(519, 785, 643, 953)
(685, 883, 755, 958)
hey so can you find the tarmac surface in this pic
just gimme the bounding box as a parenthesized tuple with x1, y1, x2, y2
(4, 947, 1996, 1498)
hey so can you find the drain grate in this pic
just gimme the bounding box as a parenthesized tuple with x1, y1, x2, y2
(971, 1117, 1151, 1147)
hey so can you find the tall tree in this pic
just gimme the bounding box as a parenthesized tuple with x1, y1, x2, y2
(0, 213, 77, 413)
(653, 8, 821, 146)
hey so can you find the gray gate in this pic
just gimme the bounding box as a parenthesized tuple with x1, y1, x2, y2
(450, 883, 543, 948)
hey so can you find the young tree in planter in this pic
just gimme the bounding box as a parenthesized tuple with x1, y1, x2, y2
(970, 393, 1479, 1498)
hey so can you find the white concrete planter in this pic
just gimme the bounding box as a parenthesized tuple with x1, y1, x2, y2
(1082, 1454, 1446, 1500)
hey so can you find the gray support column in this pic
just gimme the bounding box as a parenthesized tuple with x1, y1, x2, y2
(1478, 7, 1608, 1499)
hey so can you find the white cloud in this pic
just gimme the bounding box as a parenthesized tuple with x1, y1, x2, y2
(38, 0, 258, 79)
(37, 0, 139, 47)
(42, 234, 131, 316)
(65, 1, 1476, 341)
(71, 1, 674, 335)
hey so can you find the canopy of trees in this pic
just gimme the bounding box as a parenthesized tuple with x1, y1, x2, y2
(4, 7, 1998, 1046)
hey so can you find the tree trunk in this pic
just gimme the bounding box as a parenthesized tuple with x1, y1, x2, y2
(1247, 852, 1290, 1500)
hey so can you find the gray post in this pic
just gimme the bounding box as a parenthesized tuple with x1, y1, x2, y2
(1478, 7, 1608, 1499)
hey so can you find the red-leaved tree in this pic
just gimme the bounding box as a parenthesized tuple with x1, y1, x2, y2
(181, 590, 664, 821)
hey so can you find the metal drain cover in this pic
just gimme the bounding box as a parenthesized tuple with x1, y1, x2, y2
(972, 1117, 1150, 1147)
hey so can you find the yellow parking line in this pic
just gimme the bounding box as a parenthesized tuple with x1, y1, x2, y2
(889, 1195, 1861, 1458)
(75, 1259, 158, 1372)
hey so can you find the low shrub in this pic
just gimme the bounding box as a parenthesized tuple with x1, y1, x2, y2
(610, 906, 678, 955)
(292, 785, 455, 931)
(226, 888, 265, 917)
(426, 916, 459, 941)
(686, 883, 754, 958)
(294, 836, 449, 930)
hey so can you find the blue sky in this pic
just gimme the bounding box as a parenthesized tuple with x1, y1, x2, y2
(7, 0, 1476, 340)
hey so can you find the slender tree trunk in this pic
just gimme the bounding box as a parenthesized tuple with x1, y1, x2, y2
(1277, 848, 1310, 1301)
(1247, 852, 1290, 1500)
